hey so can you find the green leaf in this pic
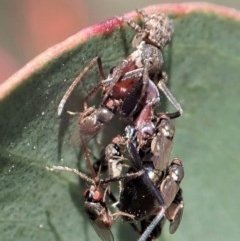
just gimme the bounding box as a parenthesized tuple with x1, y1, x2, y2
(1, 3, 240, 241)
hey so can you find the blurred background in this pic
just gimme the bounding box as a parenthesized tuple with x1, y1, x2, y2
(0, 0, 239, 82)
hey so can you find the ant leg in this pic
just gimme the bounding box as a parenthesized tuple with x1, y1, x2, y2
(120, 11, 148, 48)
(81, 143, 98, 178)
(102, 68, 144, 86)
(58, 56, 106, 116)
(138, 208, 166, 241)
(155, 109, 181, 120)
(165, 111, 181, 119)
(127, 61, 150, 118)
(101, 59, 129, 104)
(120, 14, 142, 33)
(157, 71, 183, 116)
(136, 9, 148, 21)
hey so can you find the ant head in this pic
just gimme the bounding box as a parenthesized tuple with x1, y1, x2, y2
(132, 11, 174, 49)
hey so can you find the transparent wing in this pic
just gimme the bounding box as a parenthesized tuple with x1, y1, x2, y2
(151, 133, 173, 171)
(160, 176, 179, 206)
(69, 108, 108, 147)
(168, 188, 184, 234)
(169, 203, 184, 234)
(89, 219, 114, 241)
(85, 202, 114, 241)
(70, 120, 105, 147)
(151, 117, 174, 171)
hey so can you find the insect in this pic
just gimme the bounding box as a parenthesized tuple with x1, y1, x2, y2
(102, 112, 184, 241)
(46, 165, 114, 241)
(46, 164, 143, 241)
(55, 9, 185, 241)
(105, 143, 125, 179)
(119, 142, 184, 241)
(57, 10, 182, 145)
(165, 188, 184, 234)
(111, 111, 179, 169)
(149, 113, 177, 172)
(137, 189, 184, 241)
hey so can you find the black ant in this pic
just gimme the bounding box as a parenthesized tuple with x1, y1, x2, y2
(57, 10, 182, 144)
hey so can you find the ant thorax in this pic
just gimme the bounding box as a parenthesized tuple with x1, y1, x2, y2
(130, 41, 164, 74)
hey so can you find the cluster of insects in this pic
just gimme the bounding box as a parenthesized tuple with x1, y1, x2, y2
(47, 9, 184, 241)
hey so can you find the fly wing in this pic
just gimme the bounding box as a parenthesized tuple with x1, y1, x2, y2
(160, 176, 179, 206)
(69, 121, 104, 147)
(85, 202, 114, 241)
(67, 115, 99, 148)
(169, 202, 184, 234)
(89, 219, 114, 241)
(70, 107, 113, 147)
(168, 188, 184, 234)
(161, 180, 183, 234)
(151, 135, 172, 171)
(151, 116, 175, 171)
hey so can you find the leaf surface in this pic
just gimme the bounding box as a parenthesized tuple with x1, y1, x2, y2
(1, 3, 240, 241)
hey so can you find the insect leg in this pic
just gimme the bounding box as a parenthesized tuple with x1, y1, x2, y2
(58, 56, 106, 116)
(46, 165, 95, 185)
(137, 208, 165, 241)
(101, 59, 129, 104)
(157, 71, 183, 116)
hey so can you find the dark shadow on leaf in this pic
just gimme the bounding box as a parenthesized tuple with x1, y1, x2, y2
(57, 93, 84, 161)
(117, 221, 139, 241)
(45, 210, 62, 241)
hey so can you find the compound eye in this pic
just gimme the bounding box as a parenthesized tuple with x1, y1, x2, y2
(92, 190, 103, 202)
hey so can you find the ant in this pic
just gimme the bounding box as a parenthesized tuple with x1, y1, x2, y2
(57, 10, 182, 144)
